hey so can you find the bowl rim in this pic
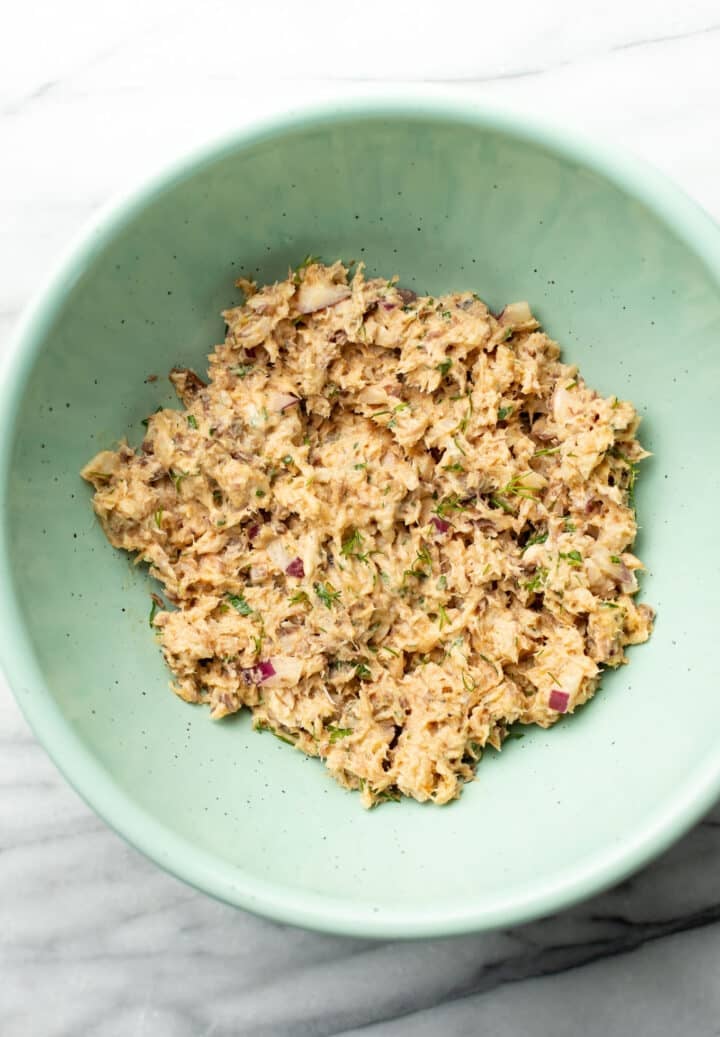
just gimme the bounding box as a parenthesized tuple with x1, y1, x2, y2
(3, 91, 720, 939)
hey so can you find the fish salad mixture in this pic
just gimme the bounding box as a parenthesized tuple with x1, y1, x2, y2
(83, 260, 654, 807)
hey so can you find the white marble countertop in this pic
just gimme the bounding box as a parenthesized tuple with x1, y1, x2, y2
(3, 2, 720, 1034)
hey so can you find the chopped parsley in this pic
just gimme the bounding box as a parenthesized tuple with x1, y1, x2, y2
(314, 582, 341, 609)
(610, 555, 622, 564)
(255, 488, 266, 498)
(148, 599, 160, 627)
(154, 509, 163, 529)
(437, 358, 452, 377)
(560, 550, 583, 567)
(354, 661, 372, 680)
(533, 446, 560, 457)
(563, 518, 576, 532)
(497, 405, 513, 421)
(288, 590, 310, 606)
(523, 531, 548, 551)
(437, 604, 450, 630)
(282, 455, 294, 466)
(187, 414, 198, 429)
(328, 726, 353, 743)
(524, 568, 548, 593)
(442, 461, 464, 473)
(233, 364, 254, 378)
(227, 593, 253, 616)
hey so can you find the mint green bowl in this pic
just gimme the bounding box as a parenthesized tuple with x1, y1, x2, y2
(3, 99, 720, 938)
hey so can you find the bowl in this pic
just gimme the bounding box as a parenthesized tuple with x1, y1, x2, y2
(3, 97, 720, 939)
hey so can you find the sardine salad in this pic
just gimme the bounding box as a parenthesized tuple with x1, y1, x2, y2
(83, 260, 654, 807)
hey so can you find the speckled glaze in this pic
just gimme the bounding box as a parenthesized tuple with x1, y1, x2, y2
(2, 98, 720, 938)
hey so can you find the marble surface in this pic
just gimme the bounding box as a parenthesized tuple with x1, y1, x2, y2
(3, 2, 720, 1034)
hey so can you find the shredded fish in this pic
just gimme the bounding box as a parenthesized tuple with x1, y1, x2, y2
(82, 261, 654, 807)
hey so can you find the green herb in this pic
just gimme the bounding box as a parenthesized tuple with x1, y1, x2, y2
(523, 531, 548, 551)
(479, 653, 498, 670)
(563, 518, 576, 532)
(442, 462, 464, 473)
(149, 599, 160, 627)
(416, 546, 432, 568)
(328, 726, 353, 743)
(610, 555, 622, 564)
(187, 414, 198, 429)
(341, 528, 368, 562)
(566, 379, 577, 389)
(434, 494, 467, 518)
(227, 593, 253, 616)
(282, 455, 294, 466)
(255, 489, 266, 498)
(251, 634, 264, 655)
(601, 601, 620, 609)
(374, 788, 401, 803)
(533, 446, 560, 457)
(436, 574, 448, 591)
(154, 509, 163, 529)
(288, 590, 310, 606)
(355, 662, 372, 680)
(442, 310, 452, 319)
(560, 550, 583, 567)
(437, 605, 450, 630)
(170, 469, 189, 493)
(523, 568, 548, 592)
(490, 495, 515, 514)
(502, 474, 540, 501)
(497, 405, 513, 421)
(451, 435, 467, 457)
(314, 582, 341, 609)
(233, 364, 254, 378)
(501, 326, 513, 341)
(354, 462, 367, 470)
(216, 519, 226, 527)
(293, 254, 321, 283)
(380, 645, 399, 658)
(437, 358, 452, 377)
(461, 671, 476, 692)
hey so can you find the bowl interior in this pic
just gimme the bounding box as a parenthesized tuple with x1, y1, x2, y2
(4, 107, 720, 936)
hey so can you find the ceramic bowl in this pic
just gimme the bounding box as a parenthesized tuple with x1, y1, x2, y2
(3, 98, 720, 937)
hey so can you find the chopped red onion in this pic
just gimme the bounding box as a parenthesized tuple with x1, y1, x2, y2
(247, 524, 259, 542)
(243, 659, 276, 684)
(431, 516, 450, 534)
(380, 301, 397, 311)
(269, 392, 301, 413)
(285, 556, 305, 578)
(256, 659, 276, 680)
(549, 689, 569, 713)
